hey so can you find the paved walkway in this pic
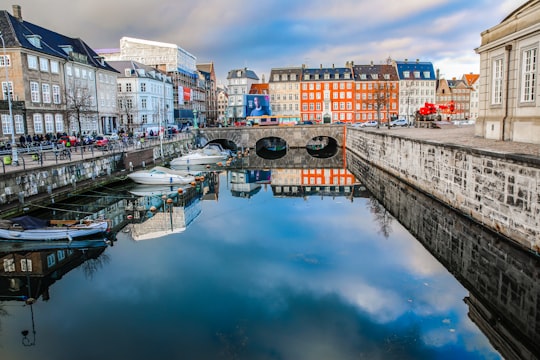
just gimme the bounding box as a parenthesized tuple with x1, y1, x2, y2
(371, 125, 540, 157)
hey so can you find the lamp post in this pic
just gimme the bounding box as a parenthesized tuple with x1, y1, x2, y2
(0, 31, 18, 165)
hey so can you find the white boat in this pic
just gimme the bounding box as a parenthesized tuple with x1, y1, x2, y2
(170, 147, 229, 167)
(127, 166, 196, 185)
(0, 216, 110, 241)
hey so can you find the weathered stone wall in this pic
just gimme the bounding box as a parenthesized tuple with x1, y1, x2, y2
(346, 128, 540, 252)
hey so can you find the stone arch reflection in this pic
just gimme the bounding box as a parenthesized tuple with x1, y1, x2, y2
(306, 136, 338, 158)
(255, 137, 288, 159)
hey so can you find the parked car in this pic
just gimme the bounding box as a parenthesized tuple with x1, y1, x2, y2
(57, 135, 79, 146)
(94, 135, 109, 148)
(391, 119, 409, 127)
(357, 121, 378, 128)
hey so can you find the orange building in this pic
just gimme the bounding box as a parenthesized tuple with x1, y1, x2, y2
(299, 65, 355, 124)
(352, 64, 399, 124)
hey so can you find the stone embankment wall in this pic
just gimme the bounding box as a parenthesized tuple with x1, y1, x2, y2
(0, 139, 191, 214)
(346, 128, 540, 253)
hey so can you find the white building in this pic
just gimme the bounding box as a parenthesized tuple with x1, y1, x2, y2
(107, 60, 174, 134)
(475, 0, 540, 144)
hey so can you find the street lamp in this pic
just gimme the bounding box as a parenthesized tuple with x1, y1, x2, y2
(0, 31, 18, 165)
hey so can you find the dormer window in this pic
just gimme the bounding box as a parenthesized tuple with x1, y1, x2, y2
(371, 74, 378, 80)
(124, 69, 132, 76)
(403, 71, 410, 78)
(360, 74, 367, 80)
(26, 35, 42, 49)
(60, 45, 73, 55)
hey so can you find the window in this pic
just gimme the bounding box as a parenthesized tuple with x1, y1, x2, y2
(28, 55, 38, 69)
(1, 114, 13, 134)
(21, 258, 33, 272)
(141, 98, 147, 109)
(423, 71, 431, 78)
(55, 114, 64, 132)
(39, 58, 49, 72)
(52, 85, 61, 104)
(44, 114, 54, 132)
(42, 83, 51, 103)
(1, 81, 13, 100)
(521, 47, 537, 103)
(492, 58, 503, 105)
(141, 83, 146, 92)
(0, 54, 11, 67)
(66, 65, 72, 76)
(33, 113, 44, 133)
(57, 250, 66, 261)
(403, 71, 410, 78)
(3, 258, 15, 272)
(47, 253, 56, 268)
(30, 81, 40, 102)
(50, 60, 59, 73)
(126, 83, 132, 92)
(14, 115, 24, 134)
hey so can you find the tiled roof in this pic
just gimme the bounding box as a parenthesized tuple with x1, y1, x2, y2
(394, 61, 436, 80)
(0, 10, 117, 73)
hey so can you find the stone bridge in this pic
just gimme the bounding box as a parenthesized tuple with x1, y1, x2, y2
(198, 125, 345, 150)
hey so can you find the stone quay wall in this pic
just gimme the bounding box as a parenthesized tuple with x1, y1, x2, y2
(346, 128, 540, 253)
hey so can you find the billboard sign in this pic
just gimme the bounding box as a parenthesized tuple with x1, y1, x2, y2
(244, 94, 271, 117)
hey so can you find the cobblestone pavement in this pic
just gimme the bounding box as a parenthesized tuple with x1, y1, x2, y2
(373, 125, 540, 157)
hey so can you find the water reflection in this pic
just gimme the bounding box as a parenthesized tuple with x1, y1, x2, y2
(124, 172, 220, 240)
(0, 240, 109, 347)
(346, 151, 540, 359)
(1, 149, 537, 358)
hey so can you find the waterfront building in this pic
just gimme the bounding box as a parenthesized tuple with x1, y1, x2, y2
(268, 67, 302, 117)
(0, 5, 119, 138)
(216, 85, 228, 126)
(226, 67, 260, 123)
(97, 37, 204, 127)
(393, 59, 437, 123)
(196, 62, 218, 127)
(462, 73, 480, 121)
(300, 64, 355, 124)
(352, 62, 399, 124)
(107, 60, 174, 134)
(475, 0, 540, 144)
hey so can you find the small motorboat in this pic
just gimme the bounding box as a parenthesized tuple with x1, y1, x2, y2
(170, 149, 228, 167)
(127, 166, 196, 185)
(0, 216, 110, 241)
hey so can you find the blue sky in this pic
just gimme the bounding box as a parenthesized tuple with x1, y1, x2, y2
(10, 0, 528, 84)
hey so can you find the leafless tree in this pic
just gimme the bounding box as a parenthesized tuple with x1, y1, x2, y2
(65, 85, 98, 136)
(117, 96, 137, 133)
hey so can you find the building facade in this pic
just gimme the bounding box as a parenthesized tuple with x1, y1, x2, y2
(268, 67, 302, 117)
(107, 60, 174, 134)
(0, 5, 119, 139)
(475, 0, 540, 144)
(226, 68, 260, 123)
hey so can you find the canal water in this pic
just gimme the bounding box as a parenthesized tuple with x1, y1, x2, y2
(1, 154, 537, 359)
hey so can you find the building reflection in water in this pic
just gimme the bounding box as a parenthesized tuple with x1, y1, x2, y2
(0, 242, 109, 346)
(125, 172, 221, 240)
(346, 152, 540, 359)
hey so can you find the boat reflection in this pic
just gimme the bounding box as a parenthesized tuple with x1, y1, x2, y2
(124, 172, 221, 240)
(0, 240, 110, 346)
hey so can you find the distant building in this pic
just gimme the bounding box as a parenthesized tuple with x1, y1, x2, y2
(226, 68, 259, 123)
(462, 73, 480, 121)
(475, 0, 540, 144)
(268, 67, 302, 117)
(393, 59, 437, 122)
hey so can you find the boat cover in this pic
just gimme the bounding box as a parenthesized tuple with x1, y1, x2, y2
(10, 216, 49, 230)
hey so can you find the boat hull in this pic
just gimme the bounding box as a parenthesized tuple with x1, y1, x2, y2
(127, 173, 195, 185)
(170, 154, 227, 167)
(0, 221, 109, 241)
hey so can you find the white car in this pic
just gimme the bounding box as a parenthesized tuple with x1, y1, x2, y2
(391, 119, 409, 127)
(361, 121, 379, 127)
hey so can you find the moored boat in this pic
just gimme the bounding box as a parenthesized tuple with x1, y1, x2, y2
(127, 166, 196, 185)
(170, 147, 229, 167)
(0, 216, 110, 241)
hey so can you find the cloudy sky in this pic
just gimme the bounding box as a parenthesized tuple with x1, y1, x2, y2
(9, 0, 528, 84)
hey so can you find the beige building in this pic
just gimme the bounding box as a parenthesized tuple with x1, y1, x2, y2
(475, 0, 540, 144)
(268, 67, 302, 116)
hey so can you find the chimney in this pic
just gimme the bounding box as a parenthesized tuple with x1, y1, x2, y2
(12, 5, 22, 21)
(416, 59, 419, 63)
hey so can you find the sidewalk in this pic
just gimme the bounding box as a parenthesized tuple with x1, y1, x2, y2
(373, 125, 540, 157)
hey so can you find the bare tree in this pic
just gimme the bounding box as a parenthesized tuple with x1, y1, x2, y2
(368, 196, 393, 238)
(65, 86, 98, 136)
(117, 96, 137, 133)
